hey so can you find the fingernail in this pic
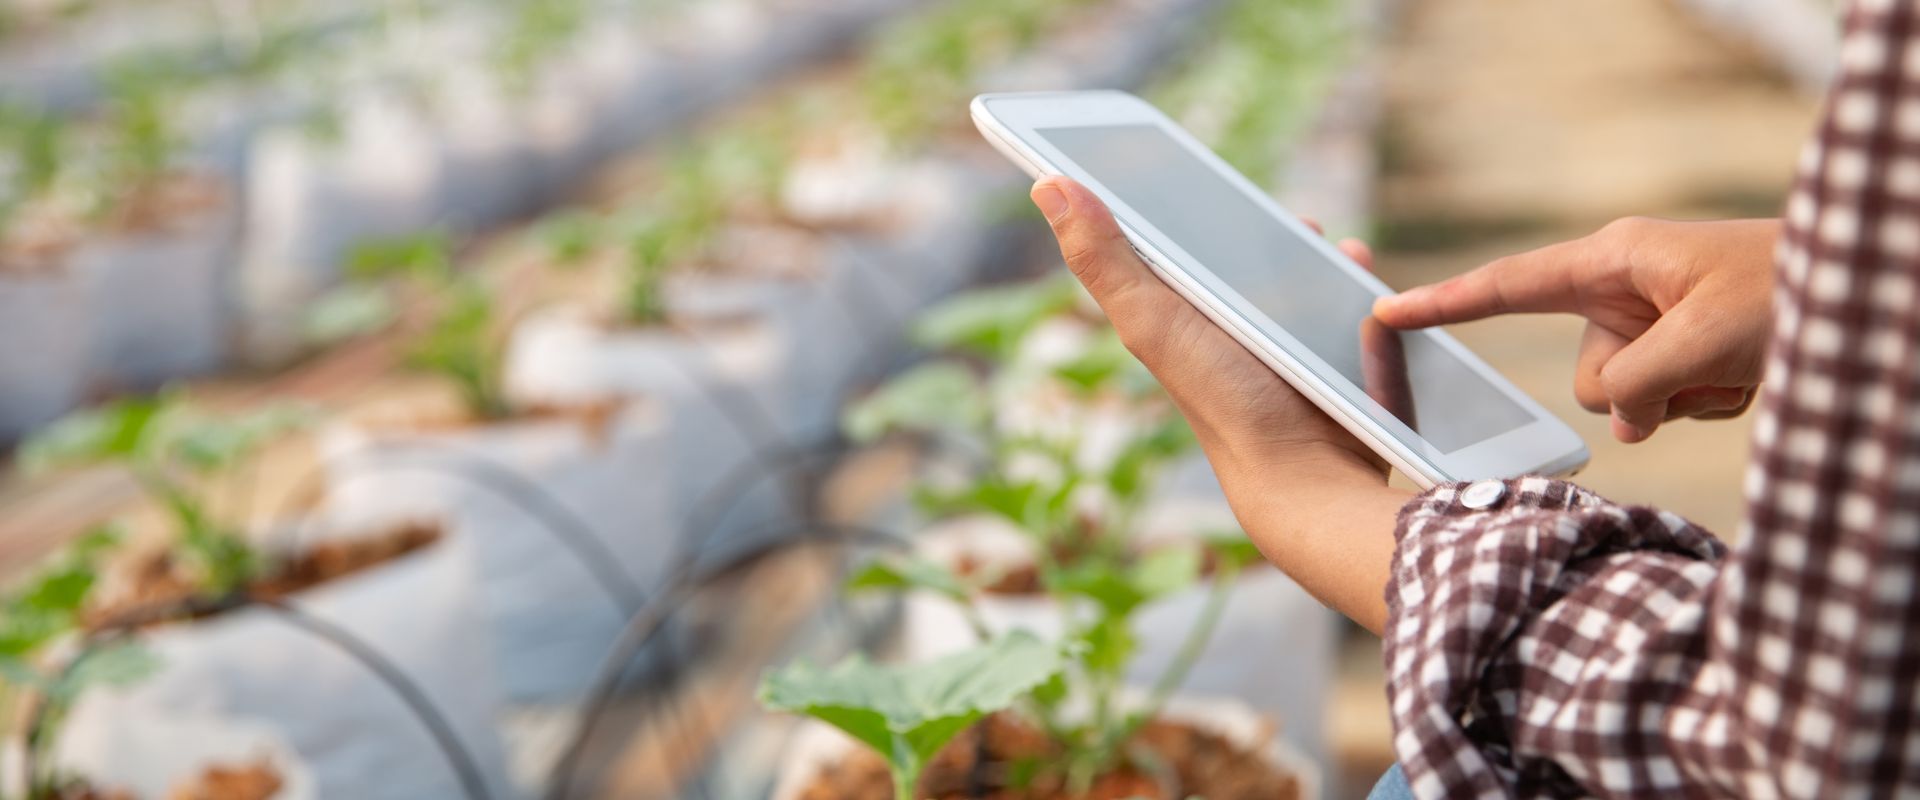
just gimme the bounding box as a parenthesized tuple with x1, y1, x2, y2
(1611, 413, 1648, 443)
(1032, 183, 1068, 222)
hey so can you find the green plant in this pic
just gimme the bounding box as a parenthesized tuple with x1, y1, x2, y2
(338, 231, 514, 420)
(760, 631, 1065, 800)
(492, 0, 589, 93)
(850, 534, 1263, 792)
(857, 0, 1095, 146)
(908, 273, 1080, 363)
(1150, 0, 1348, 182)
(533, 209, 604, 267)
(0, 103, 65, 240)
(100, 56, 189, 204)
(616, 123, 789, 324)
(0, 526, 160, 798)
(22, 396, 309, 597)
(837, 276, 1277, 791)
(852, 279, 1192, 559)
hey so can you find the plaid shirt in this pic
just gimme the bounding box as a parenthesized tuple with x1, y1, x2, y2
(1383, 3, 1920, 797)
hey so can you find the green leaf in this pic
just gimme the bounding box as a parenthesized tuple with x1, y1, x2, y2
(19, 396, 163, 473)
(534, 210, 603, 266)
(1046, 543, 1200, 619)
(1130, 543, 1202, 600)
(347, 230, 454, 282)
(1078, 615, 1136, 675)
(911, 275, 1079, 361)
(842, 361, 986, 442)
(1105, 416, 1196, 499)
(915, 475, 1052, 530)
(845, 557, 975, 602)
(1204, 535, 1264, 572)
(50, 642, 160, 701)
(760, 632, 1064, 781)
(169, 404, 311, 473)
(303, 283, 398, 344)
(1050, 328, 1134, 394)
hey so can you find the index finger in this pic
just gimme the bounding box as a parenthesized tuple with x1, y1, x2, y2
(1371, 235, 1609, 329)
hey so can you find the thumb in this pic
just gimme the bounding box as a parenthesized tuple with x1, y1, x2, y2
(1597, 300, 1718, 443)
(1031, 176, 1171, 320)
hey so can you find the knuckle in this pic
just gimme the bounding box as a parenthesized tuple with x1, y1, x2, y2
(1573, 382, 1611, 414)
(1597, 359, 1643, 404)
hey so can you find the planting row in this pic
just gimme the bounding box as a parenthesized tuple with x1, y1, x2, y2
(0, 0, 931, 442)
(0, 0, 1261, 797)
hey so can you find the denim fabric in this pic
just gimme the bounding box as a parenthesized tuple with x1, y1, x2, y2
(1366, 764, 1415, 800)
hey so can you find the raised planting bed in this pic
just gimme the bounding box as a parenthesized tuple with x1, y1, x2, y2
(775, 697, 1318, 800)
(317, 400, 678, 703)
(14, 396, 511, 800)
(235, 0, 937, 363)
(56, 523, 515, 800)
(51, 714, 313, 800)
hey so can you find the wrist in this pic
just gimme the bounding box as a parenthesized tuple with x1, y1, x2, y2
(1220, 438, 1389, 489)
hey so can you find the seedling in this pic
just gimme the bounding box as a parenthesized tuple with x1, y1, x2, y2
(617, 124, 790, 325)
(857, 0, 1084, 146)
(908, 273, 1080, 364)
(333, 231, 514, 420)
(0, 526, 160, 798)
(1150, 0, 1346, 181)
(840, 276, 1266, 790)
(760, 631, 1065, 800)
(533, 209, 604, 268)
(0, 103, 69, 249)
(492, 0, 589, 94)
(99, 56, 189, 222)
(20, 394, 310, 597)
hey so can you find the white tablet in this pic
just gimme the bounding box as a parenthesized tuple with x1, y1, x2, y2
(971, 90, 1587, 488)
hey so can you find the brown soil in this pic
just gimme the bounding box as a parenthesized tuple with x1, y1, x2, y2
(41, 784, 134, 800)
(247, 523, 439, 601)
(36, 758, 280, 800)
(165, 759, 284, 800)
(85, 524, 440, 631)
(958, 546, 1267, 597)
(107, 174, 227, 236)
(798, 712, 1300, 800)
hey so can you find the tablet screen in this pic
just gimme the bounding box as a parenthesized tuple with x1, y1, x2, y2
(1038, 123, 1531, 453)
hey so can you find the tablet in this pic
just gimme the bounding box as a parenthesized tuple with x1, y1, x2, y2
(971, 90, 1587, 487)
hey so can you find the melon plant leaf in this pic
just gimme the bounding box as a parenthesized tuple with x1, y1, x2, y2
(303, 283, 397, 344)
(845, 557, 975, 603)
(760, 631, 1064, 791)
(1130, 543, 1203, 601)
(911, 275, 1079, 361)
(1046, 543, 1200, 619)
(1204, 535, 1265, 572)
(842, 361, 986, 442)
(18, 396, 163, 473)
(48, 642, 160, 702)
(170, 404, 312, 473)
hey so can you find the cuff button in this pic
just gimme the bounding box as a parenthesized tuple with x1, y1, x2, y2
(1460, 480, 1507, 510)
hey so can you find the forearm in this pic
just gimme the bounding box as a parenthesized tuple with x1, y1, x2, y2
(1213, 452, 1410, 635)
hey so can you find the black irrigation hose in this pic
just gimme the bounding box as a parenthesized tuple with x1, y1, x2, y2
(669, 433, 852, 567)
(543, 520, 910, 800)
(254, 597, 494, 800)
(297, 443, 648, 615)
(22, 600, 492, 800)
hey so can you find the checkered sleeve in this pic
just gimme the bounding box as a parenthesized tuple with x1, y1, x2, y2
(1383, 2, 1920, 797)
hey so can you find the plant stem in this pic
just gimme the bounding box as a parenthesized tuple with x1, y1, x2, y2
(1128, 563, 1240, 741)
(894, 762, 919, 800)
